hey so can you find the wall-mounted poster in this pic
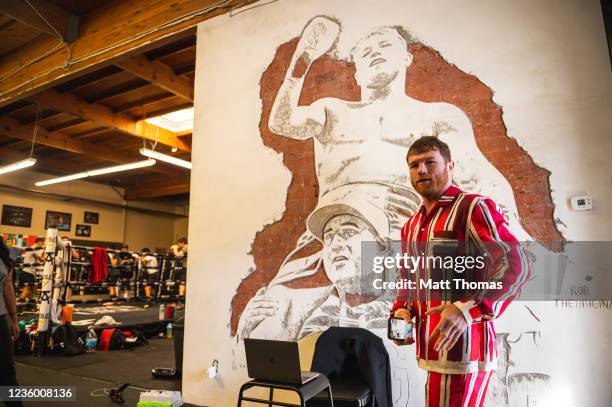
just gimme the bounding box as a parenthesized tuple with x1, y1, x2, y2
(1, 205, 33, 228)
(84, 211, 99, 224)
(75, 224, 91, 237)
(44, 211, 71, 231)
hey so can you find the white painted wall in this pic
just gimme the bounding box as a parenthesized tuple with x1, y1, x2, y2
(186, 0, 612, 406)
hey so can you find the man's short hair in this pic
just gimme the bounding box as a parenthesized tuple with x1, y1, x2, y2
(350, 26, 412, 62)
(121, 244, 129, 250)
(142, 248, 150, 254)
(407, 136, 451, 163)
(178, 237, 187, 244)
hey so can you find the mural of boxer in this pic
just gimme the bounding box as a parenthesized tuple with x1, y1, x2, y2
(267, 17, 523, 222)
(231, 15, 560, 406)
(237, 16, 535, 340)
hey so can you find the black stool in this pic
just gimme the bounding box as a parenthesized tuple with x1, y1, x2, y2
(309, 376, 373, 406)
(237, 374, 334, 407)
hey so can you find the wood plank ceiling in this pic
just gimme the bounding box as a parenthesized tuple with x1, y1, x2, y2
(0, 0, 252, 201)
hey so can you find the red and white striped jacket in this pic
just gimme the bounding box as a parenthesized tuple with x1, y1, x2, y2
(391, 185, 531, 374)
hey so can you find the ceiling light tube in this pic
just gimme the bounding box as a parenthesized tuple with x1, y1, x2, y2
(0, 157, 37, 175)
(140, 148, 192, 170)
(86, 159, 156, 176)
(35, 159, 157, 187)
(35, 172, 88, 186)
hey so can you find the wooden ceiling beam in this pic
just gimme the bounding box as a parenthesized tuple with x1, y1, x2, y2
(89, 79, 150, 104)
(31, 88, 191, 152)
(126, 101, 192, 120)
(55, 66, 123, 93)
(112, 93, 175, 113)
(115, 55, 194, 101)
(124, 177, 190, 200)
(144, 35, 197, 61)
(0, 115, 179, 176)
(0, 0, 252, 107)
(0, 0, 78, 43)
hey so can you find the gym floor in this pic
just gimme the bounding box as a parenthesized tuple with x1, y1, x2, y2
(14, 338, 195, 406)
(12, 302, 196, 406)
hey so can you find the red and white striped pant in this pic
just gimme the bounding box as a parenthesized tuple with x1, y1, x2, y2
(425, 370, 493, 407)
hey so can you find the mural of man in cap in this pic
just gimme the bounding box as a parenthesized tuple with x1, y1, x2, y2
(237, 183, 399, 340)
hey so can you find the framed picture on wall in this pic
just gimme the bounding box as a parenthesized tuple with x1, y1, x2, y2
(75, 224, 91, 237)
(44, 211, 72, 231)
(1, 205, 33, 228)
(84, 211, 99, 224)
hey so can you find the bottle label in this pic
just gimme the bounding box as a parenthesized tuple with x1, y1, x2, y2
(85, 339, 97, 347)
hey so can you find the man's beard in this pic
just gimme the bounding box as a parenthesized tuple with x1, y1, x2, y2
(413, 177, 447, 200)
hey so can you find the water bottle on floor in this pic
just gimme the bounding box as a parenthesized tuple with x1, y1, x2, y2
(85, 327, 97, 353)
(166, 322, 173, 339)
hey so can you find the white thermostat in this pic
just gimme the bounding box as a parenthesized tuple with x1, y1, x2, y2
(570, 195, 592, 211)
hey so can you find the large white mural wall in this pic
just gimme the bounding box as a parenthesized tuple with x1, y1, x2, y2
(185, 0, 612, 406)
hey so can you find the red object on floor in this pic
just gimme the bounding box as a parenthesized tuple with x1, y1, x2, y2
(165, 304, 175, 319)
(98, 328, 114, 351)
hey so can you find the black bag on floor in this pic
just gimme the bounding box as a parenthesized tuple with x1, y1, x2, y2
(129, 328, 149, 347)
(102, 328, 147, 350)
(51, 324, 85, 356)
(133, 323, 163, 339)
(109, 329, 126, 350)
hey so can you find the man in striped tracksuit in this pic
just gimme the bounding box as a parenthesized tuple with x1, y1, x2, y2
(392, 136, 531, 406)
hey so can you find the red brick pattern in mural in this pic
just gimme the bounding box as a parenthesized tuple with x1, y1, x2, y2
(229, 39, 563, 335)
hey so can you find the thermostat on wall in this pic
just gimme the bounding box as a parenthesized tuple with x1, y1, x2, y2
(570, 195, 592, 211)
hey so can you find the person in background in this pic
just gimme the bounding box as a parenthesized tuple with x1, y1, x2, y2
(17, 237, 44, 302)
(170, 237, 188, 258)
(170, 238, 188, 298)
(108, 244, 137, 298)
(0, 237, 24, 407)
(140, 248, 159, 305)
(117, 244, 137, 266)
(60, 236, 80, 260)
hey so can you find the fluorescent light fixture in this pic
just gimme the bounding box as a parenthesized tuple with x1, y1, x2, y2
(35, 172, 88, 186)
(35, 159, 156, 187)
(139, 148, 192, 170)
(145, 107, 193, 133)
(0, 157, 37, 175)
(87, 159, 156, 176)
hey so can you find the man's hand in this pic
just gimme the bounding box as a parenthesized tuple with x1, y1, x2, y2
(392, 308, 415, 346)
(427, 304, 468, 352)
(10, 316, 19, 341)
(237, 287, 279, 339)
